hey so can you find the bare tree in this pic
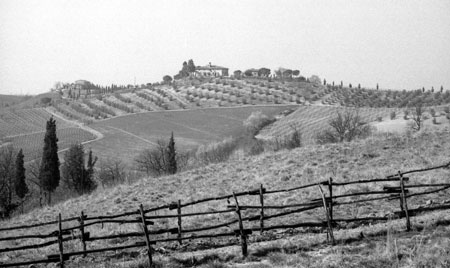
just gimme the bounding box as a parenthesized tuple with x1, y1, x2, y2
(27, 158, 45, 208)
(135, 139, 168, 176)
(316, 110, 371, 144)
(135, 138, 189, 176)
(410, 104, 425, 131)
(97, 158, 126, 188)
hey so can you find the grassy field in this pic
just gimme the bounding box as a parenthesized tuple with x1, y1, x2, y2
(87, 105, 299, 165)
(1, 126, 450, 267)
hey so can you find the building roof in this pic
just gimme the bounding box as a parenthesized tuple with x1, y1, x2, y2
(74, 80, 91, 85)
(196, 63, 228, 71)
(246, 68, 260, 72)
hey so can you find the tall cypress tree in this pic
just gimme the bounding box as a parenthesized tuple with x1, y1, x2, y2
(167, 132, 177, 174)
(38, 117, 60, 205)
(15, 149, 28, 213)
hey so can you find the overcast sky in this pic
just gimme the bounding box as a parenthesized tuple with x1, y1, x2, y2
(0, 0, 449, 95)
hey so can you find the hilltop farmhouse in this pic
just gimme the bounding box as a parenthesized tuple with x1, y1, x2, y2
(195, 63, 229, 77)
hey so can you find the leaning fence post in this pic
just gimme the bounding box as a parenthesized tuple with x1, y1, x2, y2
(398, 171, 411, 231)
(317, 185, 335, 245)
(233, 192, 248, 258)
(328, 177, 333, 222)
(79, 211, 87, 257)
(57, 213, 65, 268)
(177, 199, 182, 245)
(139, 204, 153, 267)
(259, 184, 265, 234)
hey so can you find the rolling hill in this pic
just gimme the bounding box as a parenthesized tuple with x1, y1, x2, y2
(0, 94, 32, 109)
(1, 127, 450, 267)
(86, 105, 298, 165)
(48, 77, 450, 124)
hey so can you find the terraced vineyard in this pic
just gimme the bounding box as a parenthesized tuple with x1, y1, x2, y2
(8, 128, 96, 161)
(51, 77, 450, 125)
(0, 108, 73, 138)
(175, 78, 322, 107)
(0, 108, 97, 161)
(322, 85, 450, 107)
(258, 105, 402, 142)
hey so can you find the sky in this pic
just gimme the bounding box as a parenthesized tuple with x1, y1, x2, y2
(0, 0, 449, 95)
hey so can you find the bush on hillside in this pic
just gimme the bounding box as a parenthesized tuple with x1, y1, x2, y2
(243, 111, 275, 136)
(430, 108, 436, 117)
(193, 137, 239, 165)
(316, 110, 372, 144)
(96, 158, 127, 188)
(403, 110, 409, 120)
(135, 136, 188, 177)
(390, 111, 396, 120)
(410, 104, 425, 131)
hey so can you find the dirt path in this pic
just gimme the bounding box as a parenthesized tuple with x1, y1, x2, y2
(45, 108, 105, 156)
(46, 107, 104, 141)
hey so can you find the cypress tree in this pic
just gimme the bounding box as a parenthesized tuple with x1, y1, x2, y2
(38, 117, 60, 205)
(15, 149, 28, 213)
(167, 132, 177, 174)
(62, 144, 97, 195)
(62, 144, 84, 194)
(85, 149, 97, 193)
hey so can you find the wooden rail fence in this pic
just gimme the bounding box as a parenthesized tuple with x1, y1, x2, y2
(0, 162, 449, 267)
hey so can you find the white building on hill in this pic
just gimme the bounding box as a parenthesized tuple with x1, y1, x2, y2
(195, 63, 229, 77)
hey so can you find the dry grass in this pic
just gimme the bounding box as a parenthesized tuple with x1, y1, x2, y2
(1, 127, 450, 266)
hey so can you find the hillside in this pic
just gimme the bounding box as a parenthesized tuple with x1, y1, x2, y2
(0, 108, 96, 161)
(0, 94, 32, 108)
(86, 105, 298, 165)
(1, 127, 450, 267)
(259, 104, 450, 144)
(48, 77, 450, 124)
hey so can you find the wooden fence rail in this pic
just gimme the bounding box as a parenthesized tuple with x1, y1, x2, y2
(1, 162, 450, 267)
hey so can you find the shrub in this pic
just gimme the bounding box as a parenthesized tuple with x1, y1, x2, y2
(377, 116, 383, 122)
(432, 117, 438, 124)
(194, 137, 239, 165)
(135, 137, 188, 177)
(316, 110, 372, 144)
(284, 126, 302, 149)
(444, 106, 450, 114)
(403, 110, 409, 120)
(247, 138, 265, 156)
(390, 111, 396, 120)
(430, 108, 436, 117)
(243, 111, 275, 136)
(410, 103, 425, 131)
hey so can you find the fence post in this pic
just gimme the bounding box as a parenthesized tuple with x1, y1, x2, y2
(259, 184, 264, 235)
(139, 204, 153, 267)
(328, 177, 333, 222)
(398, 171, 411, 231)
(57, 213, 65, 268)
(79, 211, 87, 257)
(317, 185, 335, 245)
(177, 199, 182, 245)
(232, 192, 248, 258)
